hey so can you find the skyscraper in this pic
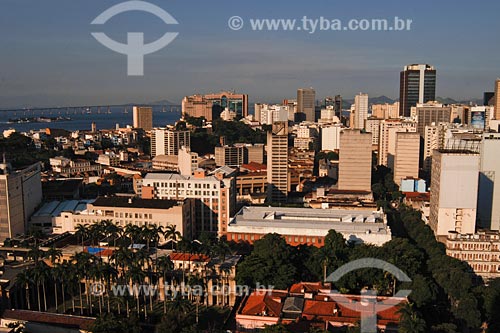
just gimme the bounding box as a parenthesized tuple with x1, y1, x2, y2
(267, 122, 288, 203)
(393, 132, 420, 186)
(297, 88, 316, 122)
(399, 64, 436, 117)
(151, 128, 190, 157)
(477, 133, 500, 231)
(338, 130, 372, 192)
(495, 79, 500, 120)
(353, 93, 369, 130)
(0, 161, 42, 242)
(334, 95, 342, 119)
(133, 106, 153, 131)
(430, 150, 479, 238)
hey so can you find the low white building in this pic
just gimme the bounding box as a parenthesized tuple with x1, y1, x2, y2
(226, 206, 391, 246)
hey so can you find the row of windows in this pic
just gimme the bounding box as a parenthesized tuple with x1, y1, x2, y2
(227, 233, 323, 244)
(151, 182, 217, 189)
(157, 189, 218, 197)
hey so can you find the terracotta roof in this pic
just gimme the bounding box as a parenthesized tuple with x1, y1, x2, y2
(240, 291, 284, 317)
(169, 252, 210, 262)
(289, 282, 328, 294)
(241, 162, 267, 172)
(2, 309, 95, 330)
(404, 192, 430, 201)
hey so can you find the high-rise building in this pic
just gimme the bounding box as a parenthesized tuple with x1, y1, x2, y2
(182, 91, 248, 121)
(495, 79, 500, 120)
(429, 150, 479, 238)
(477, 133, 500, 231)
(415, 102, 452, 135)
(151, 128, 190, 157)
(255, 104, 289, 125)
(393, 132, 420, 186)
(267, 122, 288, 203)
(297, 88, 316, 122)
(132, 106, 153, 131)
(215, 145, 245, 168)
(371, 102, 400, 119)
(246, 144, 265, 164)
(423, 124, 440, 172)
(365, 117, 382, 146)
(0, 161, 42, 242)
(141, 167, 237, 236)
(378, 119, 417, 167)
(399, 64, 437, 117)
(352, 93, 369, 130)
(321, 125, 342, 151)
(334, 95, 343, 119)
(483, 92, 495, 106)
(178, 146, 199, 176)
(338, 130, 372, 192)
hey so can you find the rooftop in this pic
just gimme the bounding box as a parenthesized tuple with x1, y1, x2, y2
(91, 197, 181, 209)
(230, 206, 387, 234)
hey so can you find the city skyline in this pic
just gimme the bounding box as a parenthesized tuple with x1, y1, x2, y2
(1, 0, 500, 108)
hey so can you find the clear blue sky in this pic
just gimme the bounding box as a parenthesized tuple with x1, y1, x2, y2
(1, 0, 499, 107)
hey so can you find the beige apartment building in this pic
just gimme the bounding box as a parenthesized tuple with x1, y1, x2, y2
(267, 122, 289, 203)
(446, 231, 500, 281)
(338, 130, 372, 192)
(151, 127, 190, 157)
(50, 197, 195, 240)
(0, 162, 42, 242)
(378, 119, 417, 167)
(495, 79, 500, 120)
(364, 117, 382, 147)
(132, 106, 153, 131)
(351, 93, 368, 130)
(393, 132, 420, 186)
(430, 150, 479, 238)
(371, 102, 400, 119)
(141, 167, 237, 236)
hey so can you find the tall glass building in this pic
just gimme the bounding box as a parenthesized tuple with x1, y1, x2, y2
(399, 64, 436, 117)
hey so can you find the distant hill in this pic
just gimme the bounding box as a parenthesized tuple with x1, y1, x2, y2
(436, 97, 483, 105)
(370, 95, 397, 104)
(149, 99, 178, 106)
(342, 95, 397, 109)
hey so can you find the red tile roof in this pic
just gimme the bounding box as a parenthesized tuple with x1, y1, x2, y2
(289, 282, 329, 294)
(241, 162, 267, 172)
(404, 192, 430, 201)
(169, 252, 210, 262)
(3, 309, 95, 330)
(240, 291, 284, 317)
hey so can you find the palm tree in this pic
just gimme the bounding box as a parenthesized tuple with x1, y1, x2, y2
(27, 246, 44, 263)
(46, 246, 62, 265)
(75, 224, 89, 251)
(156, 256, 173, 314)
(126, 265, 146, 317)
(72, 251, 95, 315)
(125, 224, 141, 249)
(163, 225, 181, 251)
(15, 270, 32, 310)
(51, 264, 63, 312)
(32, 262, 50, 312)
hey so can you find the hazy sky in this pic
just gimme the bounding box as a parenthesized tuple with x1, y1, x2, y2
(1, 0, 499, 108)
